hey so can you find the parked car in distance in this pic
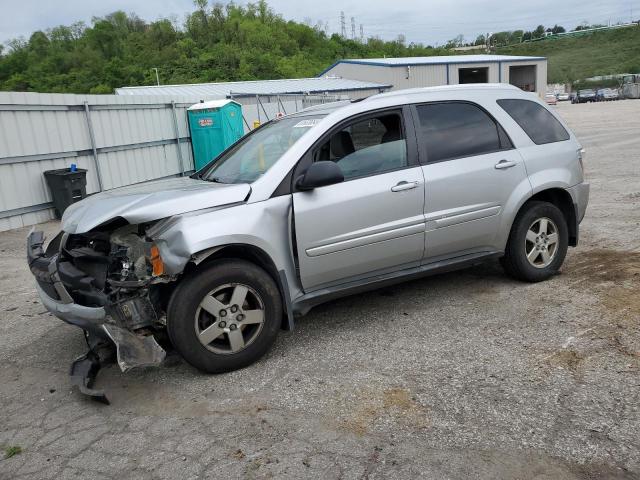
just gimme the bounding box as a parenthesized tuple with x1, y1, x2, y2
(556, 92, 570, 101)
(596, 88, 619, 101)
(576, 89, 597, 103)
(545, 93, 558, 105)
(27, 84, 590, 400)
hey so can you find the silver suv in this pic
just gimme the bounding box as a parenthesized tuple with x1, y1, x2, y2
(27, 84, 589, 401)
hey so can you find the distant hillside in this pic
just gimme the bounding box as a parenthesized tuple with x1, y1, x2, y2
(2, 0, 638, 93)
(497, 26, 640, 84)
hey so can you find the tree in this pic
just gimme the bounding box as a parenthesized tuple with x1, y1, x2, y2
(533, 25, 546, 38)
(0, 2, 451, 93)
(446, 34, 465, 48)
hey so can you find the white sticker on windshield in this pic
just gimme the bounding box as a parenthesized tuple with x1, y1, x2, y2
(293, 119, 320, 128)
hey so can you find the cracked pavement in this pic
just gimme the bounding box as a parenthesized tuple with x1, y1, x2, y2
(1, 100, 639, 479)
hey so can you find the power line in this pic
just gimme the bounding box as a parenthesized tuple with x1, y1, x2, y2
(356, 4, 639, 31)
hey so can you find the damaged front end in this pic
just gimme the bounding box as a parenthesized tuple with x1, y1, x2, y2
(27, 222, 172, 404)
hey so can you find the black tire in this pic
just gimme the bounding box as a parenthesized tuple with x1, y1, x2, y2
(167, 259, 282, 373)
(501, 201, 569, 282)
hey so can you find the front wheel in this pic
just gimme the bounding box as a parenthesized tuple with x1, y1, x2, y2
(501, 201, 569, 282)
(167, 259, 282, 373)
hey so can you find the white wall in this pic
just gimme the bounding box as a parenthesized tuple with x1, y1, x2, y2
(324, 60, 548, 96)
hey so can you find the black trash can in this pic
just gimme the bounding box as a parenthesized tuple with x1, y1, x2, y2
(43, 168, 88, 218)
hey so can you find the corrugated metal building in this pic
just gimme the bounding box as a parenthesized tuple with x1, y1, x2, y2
(116, 77, 391, 130)
(116, 78, 392, 130)
(319, 55, 547, 97)
(115, 77, 390, 98)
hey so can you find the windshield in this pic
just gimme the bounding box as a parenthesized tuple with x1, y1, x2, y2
(579, 89, 595, 94)
(200, 115, 324, 184)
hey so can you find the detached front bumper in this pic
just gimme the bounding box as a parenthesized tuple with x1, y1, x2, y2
(27, 230, 109, 337)
(27, 230, 166, 403)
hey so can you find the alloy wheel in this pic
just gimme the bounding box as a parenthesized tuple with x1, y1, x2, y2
(525, 217, 559, 268)
(194, 283, 265, 354)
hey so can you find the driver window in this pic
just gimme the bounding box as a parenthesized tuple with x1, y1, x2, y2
(314, 112, 407, 180)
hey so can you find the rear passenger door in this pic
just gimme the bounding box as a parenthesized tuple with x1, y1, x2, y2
(496, 99, 580, 188)
(413, 101, 531, 261)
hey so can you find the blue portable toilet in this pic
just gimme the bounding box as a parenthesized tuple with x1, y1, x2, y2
(187, 99, 244, 171)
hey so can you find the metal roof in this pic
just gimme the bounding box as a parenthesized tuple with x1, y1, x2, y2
(319, 55, 546, 75)
(115, 77, 391, 97)
(373, 83, 523, 97)
(187, 99, 240, 111)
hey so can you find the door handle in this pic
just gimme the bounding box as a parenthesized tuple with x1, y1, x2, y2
(494, 160, 517, 170)
(391, 181, 418, 192)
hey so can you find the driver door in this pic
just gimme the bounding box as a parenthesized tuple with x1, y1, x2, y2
(292, 108, 426, 291)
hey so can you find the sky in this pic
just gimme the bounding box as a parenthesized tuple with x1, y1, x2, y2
(0, 0, 637, 46)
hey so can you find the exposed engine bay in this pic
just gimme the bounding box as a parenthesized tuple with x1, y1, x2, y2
(59, 224, 171, 331)
(28, 224, 175, 404)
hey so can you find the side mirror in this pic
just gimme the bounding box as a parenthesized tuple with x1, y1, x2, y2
(295, 161, 344, 191)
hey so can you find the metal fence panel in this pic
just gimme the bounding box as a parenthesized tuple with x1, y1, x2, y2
(0, 90, 355, 231)
(0, 92, 218, 231)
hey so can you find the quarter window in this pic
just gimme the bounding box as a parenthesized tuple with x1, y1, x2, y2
(497, 99, 570, 145)
(314, 113, 407, 180)
(415, 102, 509, 163)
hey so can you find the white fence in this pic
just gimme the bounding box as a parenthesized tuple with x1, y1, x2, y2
(0, 91, 347, 232)
(0, 92, 225, 231)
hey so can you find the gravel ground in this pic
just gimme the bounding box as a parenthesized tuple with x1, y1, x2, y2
(0, 100, 639, 480)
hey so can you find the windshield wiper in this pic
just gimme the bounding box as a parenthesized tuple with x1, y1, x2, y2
(204, 176, 228, 184)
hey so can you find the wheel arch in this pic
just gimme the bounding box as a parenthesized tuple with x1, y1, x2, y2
(512, 188, 577, 247)
(183, 243, 294, 330)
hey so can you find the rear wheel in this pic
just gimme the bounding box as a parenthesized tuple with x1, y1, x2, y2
(167, 259, 282, 373)
(501, 201, 568, 282)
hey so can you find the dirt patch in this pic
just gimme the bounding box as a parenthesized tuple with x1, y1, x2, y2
(338, 387, 430, 436)
(601, 286, 640, 325)
(565, 249, 639, 325)
(383, 388, 414, 410)
(539, 249, 640, 372)
(546, 349, 584, 372)
(567, 249, 640, 285)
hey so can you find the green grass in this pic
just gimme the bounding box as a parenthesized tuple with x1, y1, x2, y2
(497, 26, 640, 83)
(3, 445, 22, 459)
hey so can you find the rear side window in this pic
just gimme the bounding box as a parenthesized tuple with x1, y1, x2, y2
(415, 102, 511, 163)
(497, 99, 570, 145)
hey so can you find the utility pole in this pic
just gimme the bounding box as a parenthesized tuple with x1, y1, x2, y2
(360, 24, 364, 42)
(340, 11, 346, 37)
(152, 67, 160, 86)
(351, 16, 356, 39)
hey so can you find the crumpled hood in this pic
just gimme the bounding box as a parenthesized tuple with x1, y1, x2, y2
(61, 177, 250, 233)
